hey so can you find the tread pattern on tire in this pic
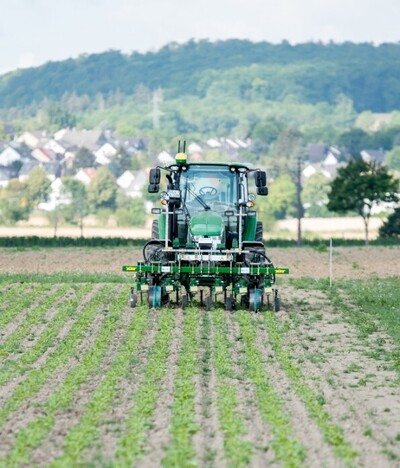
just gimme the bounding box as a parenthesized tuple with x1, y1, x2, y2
(151, 220, 159, 240)
(255, 221, 263, 242)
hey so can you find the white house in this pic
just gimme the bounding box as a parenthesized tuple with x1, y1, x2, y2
(95, 142, 117, 165)
(0, 146, 21, 166)
(44, 139, 66, 156)
(323, 153, 338, 166)
(75, 168, 97, 186)
(38, 178, 70, 211)
(31, 148, 54, 164)
(117, 170, 146, 198)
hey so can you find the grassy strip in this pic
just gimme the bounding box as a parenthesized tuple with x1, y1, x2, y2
(51, 305, 150, 466)
(0, 284, 114, 427)
(0, 285, 68, 359)
(210, 309, 252, 466)
(0, 284, 49, 326)
(0, 236, 398, 248)
(0, 284, 93, 386)
(0, 288, 129, 466)
(162, 307, 200, 466)
(114, 308, 176, 464)
(0, 273, 131, 284)
(236, 311, 305, 467)
(339, 277, 400, 350)
(263, 311, 357, 464)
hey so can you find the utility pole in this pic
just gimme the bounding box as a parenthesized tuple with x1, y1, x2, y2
(296, 153, 303, 247)
(149, 88, 164, 130)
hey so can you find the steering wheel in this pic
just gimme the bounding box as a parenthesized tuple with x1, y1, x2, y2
(199, 186, 218, 196)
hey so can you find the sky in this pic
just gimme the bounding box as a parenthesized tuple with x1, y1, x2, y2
(1, 0, 400, 75)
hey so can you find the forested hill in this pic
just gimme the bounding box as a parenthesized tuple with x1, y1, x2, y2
(1, 39, 400, 112)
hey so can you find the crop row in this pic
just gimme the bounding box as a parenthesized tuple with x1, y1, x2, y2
(51, 304, 150, 465)
(0, 284, 93, 387)
(0, 288, 129, 466)
(263, 311, 357, 464)
(0, 284, 50, 330)
(0, 285, 114, 427)
(210, 308, 252, 466)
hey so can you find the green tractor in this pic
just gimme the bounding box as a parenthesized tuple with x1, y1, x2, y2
(123, 144, 288, 311)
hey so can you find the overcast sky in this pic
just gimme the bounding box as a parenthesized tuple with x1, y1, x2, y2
(1, 0, 399, 75)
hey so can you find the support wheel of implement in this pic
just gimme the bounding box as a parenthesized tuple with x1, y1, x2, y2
(225, 295, 234, 311)
(273, 290, 280, 312)
(249, 288, 262, 312)
(205, 296, 212, 311)
(181, 294, 188, 310)
(129, 292, 137, 308)
(148, 285, 162, 308)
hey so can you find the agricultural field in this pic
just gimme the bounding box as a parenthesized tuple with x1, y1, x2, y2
(0, 247, 399, 466)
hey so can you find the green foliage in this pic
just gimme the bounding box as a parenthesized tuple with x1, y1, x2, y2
(25, 166, 51, 205)
(379, 208, 400, 238)
(3, 41, 400, 113)
(302, 173, 331, 217)
(327, 160, 399, 242)
(108, 147, 132, 177)
(60, 177, 88, 228)
(73, 147, 95, 171)
(257, 174, 296, 226)
(115, 193, 146, 227)
(337, 128, 370, 157)
(87, 167, 117, 211)
(386, 146, 400, 171)
(0, 180, 31, 224)
(45, 101, 76, 128)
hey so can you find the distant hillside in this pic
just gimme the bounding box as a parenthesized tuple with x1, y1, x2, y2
(1, 40, 400, 112)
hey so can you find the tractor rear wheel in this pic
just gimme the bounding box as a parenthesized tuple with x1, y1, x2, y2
(151, 220, 159, 239)
(255, 221, 263, 242)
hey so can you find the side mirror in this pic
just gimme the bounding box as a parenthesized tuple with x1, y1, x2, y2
(148, 183, 159, 193)
(151, 208, 161, 214)
(255, 171, 267, 187)
(149, 168, 161, 184)
(257, 186, 268, 196)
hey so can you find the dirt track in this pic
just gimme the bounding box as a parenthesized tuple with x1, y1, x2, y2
(0, 245, 399, 278)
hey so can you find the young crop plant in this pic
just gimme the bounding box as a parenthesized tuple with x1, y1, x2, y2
(162, 307, 201, 467)
(0, 284, 114, 428)
(115, 307, 176, 465)
(210, 309, 253, 466)
(263, 311, 358, 464)
(235, 310, 306, 467)
(0, 284, 69, 360)
(0, 284, 93, 387)
(0, 283, 50, 329)
(0, 288, 130, 466)
(51, 304, 150, 465)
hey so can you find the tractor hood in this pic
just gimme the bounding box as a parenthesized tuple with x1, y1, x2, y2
(190, 211, 223, 237)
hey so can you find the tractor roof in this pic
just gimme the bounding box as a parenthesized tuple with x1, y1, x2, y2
(166, 161, 254, 170)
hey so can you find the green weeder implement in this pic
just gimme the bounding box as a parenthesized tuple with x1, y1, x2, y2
(123, 142, 288, 311)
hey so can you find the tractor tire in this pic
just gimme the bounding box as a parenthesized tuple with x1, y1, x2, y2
(151, 220, 159, 240)
(255, 221, 263, 242)
(129, 292, 137, 308)
(181, 294, 188, 310)
(205, 296, 212, 311)
(225, 295, 234, 311)
(273, 290, 280, 312)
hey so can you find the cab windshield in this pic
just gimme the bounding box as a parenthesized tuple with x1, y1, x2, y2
(180, 165, 238, 215)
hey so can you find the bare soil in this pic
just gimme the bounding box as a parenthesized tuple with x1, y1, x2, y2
(0, 245, 399, 278)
